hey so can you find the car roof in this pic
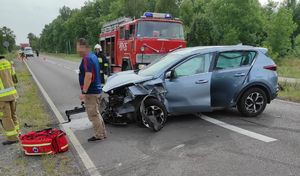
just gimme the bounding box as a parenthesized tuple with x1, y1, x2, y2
(172, 45, 266, 56)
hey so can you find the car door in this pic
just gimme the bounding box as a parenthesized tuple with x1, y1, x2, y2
(211, 50, 256, 107)
(164, 53, 213, 113)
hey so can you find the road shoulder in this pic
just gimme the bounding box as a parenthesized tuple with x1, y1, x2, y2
(0, 59, 82, 176)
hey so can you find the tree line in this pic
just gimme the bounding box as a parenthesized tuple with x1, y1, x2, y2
(0, 26, 16, 54)
(31, 0, 300, 58)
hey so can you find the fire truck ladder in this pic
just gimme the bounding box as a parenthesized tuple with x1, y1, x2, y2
(101, 17, 132, 33)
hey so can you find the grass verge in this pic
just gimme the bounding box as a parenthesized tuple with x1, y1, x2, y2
(44, 53, 81, 62)
(277, 57, 300, 79)
(278, 81, 300, 103)
(0, 52, 81, 176)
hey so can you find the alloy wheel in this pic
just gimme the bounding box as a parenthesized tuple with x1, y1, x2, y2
(142, 105, 165, 127)
(245, 92, 264, 113)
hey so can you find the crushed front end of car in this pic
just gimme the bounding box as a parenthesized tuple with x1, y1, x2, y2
(100, 73, 168, 131)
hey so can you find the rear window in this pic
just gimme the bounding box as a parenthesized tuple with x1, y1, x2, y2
(215, 51, 256, 70)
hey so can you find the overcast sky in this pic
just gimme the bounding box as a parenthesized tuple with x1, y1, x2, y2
(0, 0, 279, 44)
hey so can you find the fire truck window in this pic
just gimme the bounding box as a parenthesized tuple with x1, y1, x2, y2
(129, 24, 135, 38)
(137, 21, 184, 40)
(120, 27, 125, 39)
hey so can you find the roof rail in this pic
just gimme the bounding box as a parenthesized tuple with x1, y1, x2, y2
(101, 17, 132, 33)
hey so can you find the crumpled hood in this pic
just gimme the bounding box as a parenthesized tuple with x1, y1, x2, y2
(103, 71, 153, 92)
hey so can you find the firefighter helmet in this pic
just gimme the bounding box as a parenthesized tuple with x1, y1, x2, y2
(94, 44, 102, 51)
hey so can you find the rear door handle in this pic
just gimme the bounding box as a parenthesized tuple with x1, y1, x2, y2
(234, 73, 246, 77)
(195, 80, 208, 84)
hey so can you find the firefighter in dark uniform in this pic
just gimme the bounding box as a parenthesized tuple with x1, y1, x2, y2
(94, 44, 108, 86)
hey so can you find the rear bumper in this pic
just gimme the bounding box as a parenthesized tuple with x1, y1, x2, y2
(271, 84, 280, 100)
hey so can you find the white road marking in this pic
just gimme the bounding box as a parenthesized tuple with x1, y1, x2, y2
(170, 144, 185, 151)
(200, 115, 278, 143)
(24, 61, 101, 176)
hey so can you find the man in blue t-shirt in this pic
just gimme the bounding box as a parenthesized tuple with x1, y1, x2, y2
(77, 38, 107, 142)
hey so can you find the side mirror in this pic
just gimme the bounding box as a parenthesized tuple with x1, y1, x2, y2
(165, 70, 175, 80)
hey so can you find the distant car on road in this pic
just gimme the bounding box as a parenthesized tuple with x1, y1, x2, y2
(24, 47, 34, 57)
(101, 45, 279, 131)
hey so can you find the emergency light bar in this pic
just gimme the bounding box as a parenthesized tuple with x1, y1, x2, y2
(143, 12, 172, 19)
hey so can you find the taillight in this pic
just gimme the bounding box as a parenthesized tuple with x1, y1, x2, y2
(263, 65, 277, 71)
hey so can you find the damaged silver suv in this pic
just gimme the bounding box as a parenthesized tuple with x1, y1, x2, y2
(101, 46, 278, 131)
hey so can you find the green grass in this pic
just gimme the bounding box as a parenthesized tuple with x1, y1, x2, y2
(44, 53, 81, 62)
(2, 52, 18, 61)
(278, 81, 300, 102)
(277, 57, 300, 79)
(16, 62, 51, 131)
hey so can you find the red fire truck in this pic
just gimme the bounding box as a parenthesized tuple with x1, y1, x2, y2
(20, 43, 30, 50)
(99, 12, 186, 73)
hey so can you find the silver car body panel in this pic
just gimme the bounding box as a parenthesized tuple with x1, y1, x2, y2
(165, 72, 212, 112)
(103, 70, 153, 92)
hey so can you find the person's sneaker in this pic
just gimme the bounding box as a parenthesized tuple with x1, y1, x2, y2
(2, 140, 19, 145)
(87, 136, 104, 142)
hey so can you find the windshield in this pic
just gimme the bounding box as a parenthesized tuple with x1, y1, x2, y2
(138, 53, 183, 76)
(137, 21, 184, 40)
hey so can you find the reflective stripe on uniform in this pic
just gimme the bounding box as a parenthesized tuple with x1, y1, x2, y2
(0, 60, 17, 97)
(5, 129, 18, 137)
(0, 87, 17, 97)
(104, 63, 108, 67)
(98, 58, 103, 63)
(0, 60, 12, 74)
(15, 124, 20, 131)
(0, 79, 4, 90)
(0, 64, 11, 71)
(0, 87, 16, 94)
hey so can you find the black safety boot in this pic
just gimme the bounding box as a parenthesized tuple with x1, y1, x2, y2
(2, 140, 19, 145)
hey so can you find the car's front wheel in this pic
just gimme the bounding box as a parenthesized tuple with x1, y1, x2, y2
(139, 98, 167, 132)
(237, 88, 267, 117)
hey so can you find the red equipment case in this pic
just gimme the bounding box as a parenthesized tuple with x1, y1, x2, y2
(20, 128, 68, 155)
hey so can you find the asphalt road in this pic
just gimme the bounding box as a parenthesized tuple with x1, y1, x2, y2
(26, 55, 300, 176)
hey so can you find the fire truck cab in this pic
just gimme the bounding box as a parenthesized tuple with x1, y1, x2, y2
(99, 12, 186, 73)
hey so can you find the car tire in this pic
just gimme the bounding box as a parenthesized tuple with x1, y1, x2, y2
(99, 97, 109, 123)
(237, 87, 267, 117)
(139, 98, 167, 132)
